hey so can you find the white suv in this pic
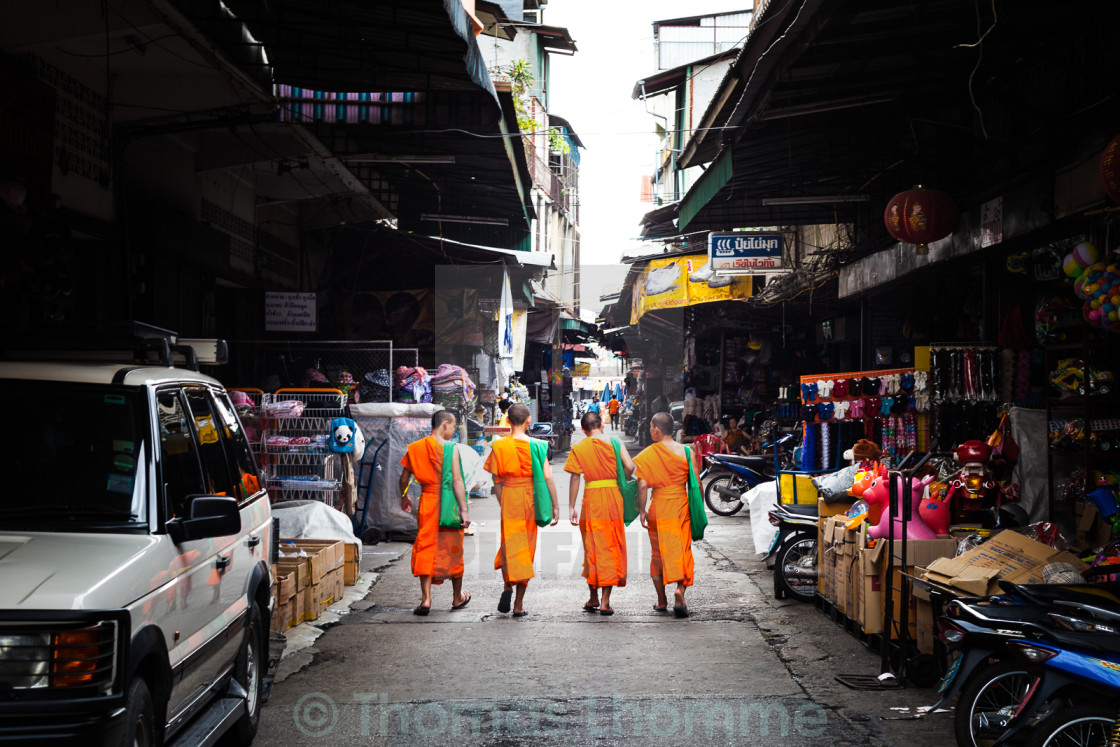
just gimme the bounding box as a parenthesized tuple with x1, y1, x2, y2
(0, 336, 272, 746)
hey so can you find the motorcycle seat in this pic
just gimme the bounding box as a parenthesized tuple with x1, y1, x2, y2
(998, 580, 1120, 608)
(712, 454, 775, 469)
(777, 504, 818, 517)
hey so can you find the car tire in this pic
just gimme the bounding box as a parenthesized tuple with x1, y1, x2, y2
(120, 677, 157, 747)
(222, 602, 265, 745)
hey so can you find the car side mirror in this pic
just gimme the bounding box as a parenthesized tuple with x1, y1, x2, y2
(167, 496, 241, 543)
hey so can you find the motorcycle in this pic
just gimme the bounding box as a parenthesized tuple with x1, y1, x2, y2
(624, 408, 640, 437)
(699, 433, 795, 516)
(933, 577, 1120, 746)
(767, 502, 819, 602)
(528, 421, 560, 460)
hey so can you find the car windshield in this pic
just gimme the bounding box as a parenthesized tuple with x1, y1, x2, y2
(2, 381, 149, 529)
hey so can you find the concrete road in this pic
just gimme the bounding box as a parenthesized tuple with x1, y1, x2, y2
(256, 427, 954, 745)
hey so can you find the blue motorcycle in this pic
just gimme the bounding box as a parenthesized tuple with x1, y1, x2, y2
(699, 434, 795, 516)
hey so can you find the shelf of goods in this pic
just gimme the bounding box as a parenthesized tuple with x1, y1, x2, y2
(234, 388, 347, 510)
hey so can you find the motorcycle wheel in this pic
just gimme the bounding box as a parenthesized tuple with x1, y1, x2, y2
(953, 658, 1031, 747)
(1024, 703, 1115, 747)
(774, 533, 816, 602)
(703, 474, 746, 516)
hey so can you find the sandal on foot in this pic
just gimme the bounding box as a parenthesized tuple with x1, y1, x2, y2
(512, 611, 528, 618)
(451, 591, 471, 610)
(673, 605, 689, 618)
(582, 603, 600, 612)
(413, 605, 431, 616)
(599, 607, 615, 616)
(497, 589, 512, 613)
(652, 604, 668, 612)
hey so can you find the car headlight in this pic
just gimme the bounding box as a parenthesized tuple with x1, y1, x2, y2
(0, 633, 51, 688)
(0, 622, 118, 693)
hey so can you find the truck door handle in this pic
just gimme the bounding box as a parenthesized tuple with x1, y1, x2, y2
(215, 554, 231, 571)
(246, 535, 260, 549)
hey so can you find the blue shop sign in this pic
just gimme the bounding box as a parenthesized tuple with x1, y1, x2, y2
(708, 233, 783, 272)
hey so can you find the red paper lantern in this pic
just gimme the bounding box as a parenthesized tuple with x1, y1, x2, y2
(1101, 134, 1120, 204)
(883, 186, 958, 255)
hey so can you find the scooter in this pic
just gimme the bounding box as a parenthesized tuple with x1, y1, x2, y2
(699, 433, 795, 516)
(528, 422, 559, 460)
(624, 408, 640, 437)
(767, 502, 819, 602)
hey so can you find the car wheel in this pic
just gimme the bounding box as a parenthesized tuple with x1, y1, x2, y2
(222, 602, 265, 745)
(121, 677, 157, 747)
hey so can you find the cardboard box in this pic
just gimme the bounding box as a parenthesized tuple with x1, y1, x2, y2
(820, 516, 851, 606)
(274, 558, 309, 591)
(279, 539, 345, 584)
(863, 536, 957, 640)
(921, 530, 1088, 596)
(912, 585, 937, 655)
(270, 594, 292, 632)
(816, 518, 830, 602)
(301, 584, 318, 622)
(818, 498, 854, 518)
(1076, 502, 1114, 551)
(343, 542, 360, 585)
(857, 545, 884, 634)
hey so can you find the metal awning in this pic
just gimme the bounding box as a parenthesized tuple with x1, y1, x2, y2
(631, 49, 739, 100)
(674, 0, 1120, 236)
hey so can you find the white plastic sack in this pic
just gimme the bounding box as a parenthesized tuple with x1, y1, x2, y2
(1010, 406, 1048, 522)
(747, 481, 780, 555)
(351, 402, 443, 418)
(272, 500, 362, 555)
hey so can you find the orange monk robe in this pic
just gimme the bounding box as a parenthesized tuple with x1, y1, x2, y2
(632, 442, 694, 587)
(564, 438, 627, 588)
(484, 438, 537, 585)
(401, 437, 464, 583)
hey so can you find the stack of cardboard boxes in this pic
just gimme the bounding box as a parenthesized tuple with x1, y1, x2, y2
(271, 538, 358, 633)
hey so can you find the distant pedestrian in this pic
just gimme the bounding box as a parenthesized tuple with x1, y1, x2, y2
(587, 397, 601, 415)
(485, 403, 560, 617)
(607, 395, 621, 431)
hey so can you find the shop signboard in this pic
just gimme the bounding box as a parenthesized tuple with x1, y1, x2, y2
(630, 253, 752, 324)
(708, 232, 783, 273)
(265, 292, 317, 331)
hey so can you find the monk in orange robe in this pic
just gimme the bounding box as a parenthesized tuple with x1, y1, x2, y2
(633, 411, 700, 618)
(564, 411, 634, 615)
(484, 403, 559, 616)
(399, 410, 471, 616)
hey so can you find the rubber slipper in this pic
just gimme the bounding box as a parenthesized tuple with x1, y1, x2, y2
(451, 591, 471, 610)
(497, 589, 512, 613)
(512, 611, 528, 618)
(652, 604, 668, 612)
(673, 605, 689, 618)
(413, 605, 430, 616)
(599, 608, 615, 616)
(583, 604, 600, 612)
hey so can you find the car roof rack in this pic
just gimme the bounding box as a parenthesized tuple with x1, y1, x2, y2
(0, 322, 228, 371)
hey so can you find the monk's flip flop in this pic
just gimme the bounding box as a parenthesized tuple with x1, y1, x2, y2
(582, 604, 600, 613)
(413, 605, 431, 616)
(673, 605, 689, 619)
(652, 604, 668, 612)
(497, 590, 512, 613)
(512, 611, 528, 618)
(451, 591, 471, 610)
(599, 608, 615, 616)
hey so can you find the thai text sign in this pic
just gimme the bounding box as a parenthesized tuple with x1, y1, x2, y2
(708, 233, 783, 272)
(265, 292, 317, 331)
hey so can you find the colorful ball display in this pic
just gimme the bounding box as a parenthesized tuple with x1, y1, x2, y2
(1076, 253, 1120, 333)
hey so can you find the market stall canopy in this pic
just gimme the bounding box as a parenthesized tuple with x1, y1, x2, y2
(674, 0, 1120, 240)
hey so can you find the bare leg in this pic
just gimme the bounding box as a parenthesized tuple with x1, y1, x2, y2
(512, 582, 528, 613)
(673, 582, 686, 608)
(419, 576, 432, 609)
(451, 576, 469, 607)
(651, 574, 668, 609)
(600, 587, 613, 613)
(585, 583, 600, 608)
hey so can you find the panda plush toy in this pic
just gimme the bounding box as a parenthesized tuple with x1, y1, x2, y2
(330, 417, 365, 455)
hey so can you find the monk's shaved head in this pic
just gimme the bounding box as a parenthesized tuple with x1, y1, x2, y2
(581, 411, 602, 431)
(508, 403, 530, 426)
(650, 411, 674, 436)
(432, 410, 456, 429)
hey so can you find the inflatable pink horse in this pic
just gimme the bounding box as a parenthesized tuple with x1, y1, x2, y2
(865, 474, 937, 540)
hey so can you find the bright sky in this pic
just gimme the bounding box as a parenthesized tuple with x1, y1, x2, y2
(545, 0, 747, 275)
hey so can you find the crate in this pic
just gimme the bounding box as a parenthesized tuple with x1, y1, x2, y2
(779, 473, 819, 505)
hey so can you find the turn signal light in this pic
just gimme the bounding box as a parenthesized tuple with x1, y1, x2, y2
(51, 629, 110, 687)
(937, 619, 967, 644)
(1007, 640, 1058, 665)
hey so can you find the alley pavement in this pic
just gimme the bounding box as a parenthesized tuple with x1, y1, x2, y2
(256, 425, 955, 745)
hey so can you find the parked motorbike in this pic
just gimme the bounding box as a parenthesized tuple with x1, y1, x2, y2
(529, 422, 559, 460)
(767, 502, 819, 602)
(624, 408, 640, 437)
(933, 577, 1120, 746)
(700, 434, 795, 516)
